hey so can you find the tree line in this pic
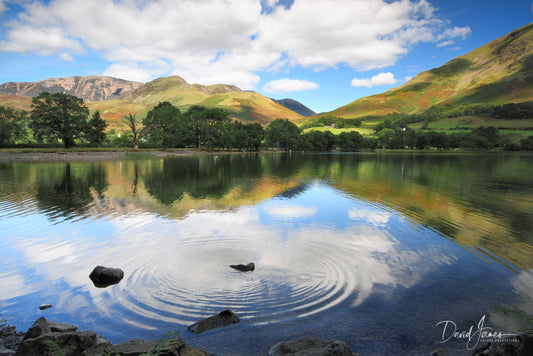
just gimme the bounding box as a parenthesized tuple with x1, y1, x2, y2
(1, 92, 533, 151)
(381, 101, 533, 127)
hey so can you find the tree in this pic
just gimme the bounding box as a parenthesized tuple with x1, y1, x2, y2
(30, 92, 89, 148)
(184, 106, 231, 150)
(121, 113, 148, 151)
(143, 102, 187, 149)
(244, 123, 264, 151)
(264, 118, 300, 150)
(86, 111, 108, 147)
(0, 106, 27, 147)
(337, 131, 365, 151)
(185, 106, 210, 149)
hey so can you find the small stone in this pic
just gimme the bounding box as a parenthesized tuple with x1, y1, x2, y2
(229, 262, 255, 272)
(188, 309, 240, 334)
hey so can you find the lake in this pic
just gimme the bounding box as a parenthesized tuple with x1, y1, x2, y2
(0, 152, 532, 355)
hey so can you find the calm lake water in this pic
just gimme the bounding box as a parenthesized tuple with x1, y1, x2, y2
(1, 152, 532, 355)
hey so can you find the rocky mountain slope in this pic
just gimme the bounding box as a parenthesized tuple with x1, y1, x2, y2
(0, 76, 143, 102)
(0, 75, 303, 126)
(273, 99, 317, 117)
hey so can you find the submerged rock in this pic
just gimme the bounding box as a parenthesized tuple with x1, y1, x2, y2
(229, 262, 255, 272)
(89, 266, 124, 288)
(269, 336, 356, 356)
(187, 309, 240, 334)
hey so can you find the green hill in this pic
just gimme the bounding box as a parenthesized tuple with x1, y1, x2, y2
(329, 23, 533, 120)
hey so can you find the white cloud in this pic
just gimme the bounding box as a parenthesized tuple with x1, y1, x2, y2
(351, 72, 398, 88)
(263, 78, 319, 93)
(348, 208, 392, 226)
(437, 40, 455, 47)
(0, 0, 471, 86)
(0, 1, 6, 16)
(437, 26, 471, 41)
(264, 204, 317, 218)
(59, 52, 74, 62)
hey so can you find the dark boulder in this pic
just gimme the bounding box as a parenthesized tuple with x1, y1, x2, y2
(188, 309, 240, 334)
(269, 336, 356, 356)
(21, 317, 50, 342)
(16, 330, 108, 356)
(229, 262, 255, 272)
(89, 266, 124, 288)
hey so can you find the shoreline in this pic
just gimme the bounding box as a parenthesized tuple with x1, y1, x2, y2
(0, 148, 528, 162)
(0, 150, 199, 162)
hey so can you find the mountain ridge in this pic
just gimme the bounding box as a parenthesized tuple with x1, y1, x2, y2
(0, 76, 143, 102)
(328, 23, 533, 119)
(272, 98, 317, 117)
(0, 75, 304, 126)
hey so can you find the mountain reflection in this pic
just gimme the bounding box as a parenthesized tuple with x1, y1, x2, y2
(0, 152, 531, 271)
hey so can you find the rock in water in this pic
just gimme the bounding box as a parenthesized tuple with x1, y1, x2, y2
(269, 336, 356, 356)
(187, 309, 240, 334)
(229, 262, 255, 272)
(89, 266, 124, 288)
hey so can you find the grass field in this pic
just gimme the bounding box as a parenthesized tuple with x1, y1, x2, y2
(302, 126, 375, 136)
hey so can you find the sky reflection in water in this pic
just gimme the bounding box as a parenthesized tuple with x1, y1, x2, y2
(0, 154, 531, 355)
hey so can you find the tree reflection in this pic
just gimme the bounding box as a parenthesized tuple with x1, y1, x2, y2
(144, 154, 265, 205)
(35, 162, 108, 220)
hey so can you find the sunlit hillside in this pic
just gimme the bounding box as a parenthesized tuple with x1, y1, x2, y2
(329, 23, 533, 119)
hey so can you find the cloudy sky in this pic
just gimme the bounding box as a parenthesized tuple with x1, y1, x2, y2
(0, 0, 531, 113)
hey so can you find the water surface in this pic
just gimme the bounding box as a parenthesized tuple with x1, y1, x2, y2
(0, 153, 532, 355)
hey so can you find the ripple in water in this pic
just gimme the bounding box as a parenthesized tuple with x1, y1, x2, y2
(109, 226, 370, 328)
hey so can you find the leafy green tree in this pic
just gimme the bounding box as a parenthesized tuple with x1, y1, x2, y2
(231, 121, 248, 150)
(185, 106, 210, 149)
(520, 136, 533, 151)
(337, 131, 365, 151)
(377, 128, 395, 149)
(86, 111, 108, 147)
(30, 92, 89, 148)
(143, 102, 188, 149)
(244, 122, 264, 151)
(0, 106, 27, 147)
(415, 132, 429, 149)
(264, 118, 300, 150)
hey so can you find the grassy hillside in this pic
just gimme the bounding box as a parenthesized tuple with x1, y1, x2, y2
(329, 23, 533, 120)
(126, 76, 303, 125)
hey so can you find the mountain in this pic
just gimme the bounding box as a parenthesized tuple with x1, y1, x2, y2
(0, 76, 143, 102)
(329, 23, 533, 119)
(0, 75, 303, 126)
(124, 76, 302, 125)
(272, 98, 317, 117)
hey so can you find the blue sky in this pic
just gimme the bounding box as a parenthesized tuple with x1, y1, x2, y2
(0, 0, 531, 113)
